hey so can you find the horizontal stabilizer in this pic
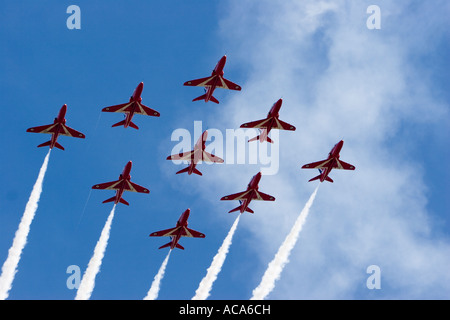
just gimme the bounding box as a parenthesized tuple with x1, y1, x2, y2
(128, 121, 139, 130)
(248, 135, 273, 143)
(192, 94, 219, 104)
(158, 242, 172, 249)
(229, 206, 242, 213)
(176, 167, 190, 175)
(229, 205, 253, 214)
(102, 196, 116, 204)
(55, 142, 64, 150)
(308, 175, 333, 183)
(175, 243, 184, 250)
(209, 96, 219, 104)
(176, 166, 203, 176)
(37, 141, 51, 148)
(119, 198, 130, 205)
(112, 120, 126, 127)
(192, 94, 207, 102)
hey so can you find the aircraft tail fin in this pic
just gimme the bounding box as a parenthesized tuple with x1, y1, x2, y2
(112, 120, 126, 127)
(192, 168, 202, 176)
(175, 243, 184, 250)
(325, 176, 333, 183)
(248, 135, 273, 143)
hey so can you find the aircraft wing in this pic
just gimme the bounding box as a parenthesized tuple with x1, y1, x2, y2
(217, 76, 242, 91)
(102, 102, 133, 113)
(60, 124, 86, 138)
(221, 190, 251, 201)
(253, 190, 275, 201)
(202, 151, 224, 163)
(184, 76, 216, 87)
(125, 180, 150, 193)
(240, 118, 271, 129)
(26, 123, 58, 134)
(301, 159, 332, 169)
(185, 227, 205, 238)
(149, 227, 180, 237)
(335, 159, 356, 170)
(149, 226, 205, 238)
(92, 180, 122, 191)
(167, 150, 194, 161)
(274, 119, 296, 131)
(135, 102, 160, 117)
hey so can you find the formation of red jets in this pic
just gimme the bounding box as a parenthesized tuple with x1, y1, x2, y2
(26, 55, 355, 250)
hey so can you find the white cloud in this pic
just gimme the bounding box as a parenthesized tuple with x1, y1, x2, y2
(195, 0, 450, 299)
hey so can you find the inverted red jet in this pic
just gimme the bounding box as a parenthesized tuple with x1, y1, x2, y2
(240, 98, 296, 143)
(301, 140, 355, 183)
(149, 208, 205, 250)
(220, 172, 275, 214)
(183, 55, 241, 104)
(102, 82, 160, 129)
(166, 130, 224, 176)
(92, 161, 149, 205)
(26, 104, 85, 150)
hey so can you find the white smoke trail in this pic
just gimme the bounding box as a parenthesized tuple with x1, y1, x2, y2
(143, 250, 172, 300)
(0, 150, 51, 300)
(250, 185, 320, 300)
(192, 215, 241, 300)
(75, 205, 116, 300)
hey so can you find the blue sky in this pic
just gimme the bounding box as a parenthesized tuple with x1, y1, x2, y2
(0, 1, 449, 300)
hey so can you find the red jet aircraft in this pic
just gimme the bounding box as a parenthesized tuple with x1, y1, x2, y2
(240, 98, 296, 143)
(102, 82, 160, 129)
(166, 130, 224, 176)
(220, 172, 275, 214)
(26, 104, 85, 150)
(92, 161, 149, 205)
(301, 140, 355, 183)
(183, 55, 241, 104)
(149, 208, 205, 250)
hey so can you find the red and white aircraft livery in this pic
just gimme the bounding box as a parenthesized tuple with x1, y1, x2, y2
(183, 55, 241, 104)
(92, 161, 149, 205)
(26, 104, 85, 150)
(301, 140, 355, 183)
(220, 172, 275, 214)
(240, 98, 296, 143)
(149, 208, 205, 250)
(102, 82, 160, 129)
(166, 130, 224, 176)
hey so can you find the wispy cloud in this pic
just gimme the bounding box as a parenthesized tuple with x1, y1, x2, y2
(193, 0, 450, 299)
